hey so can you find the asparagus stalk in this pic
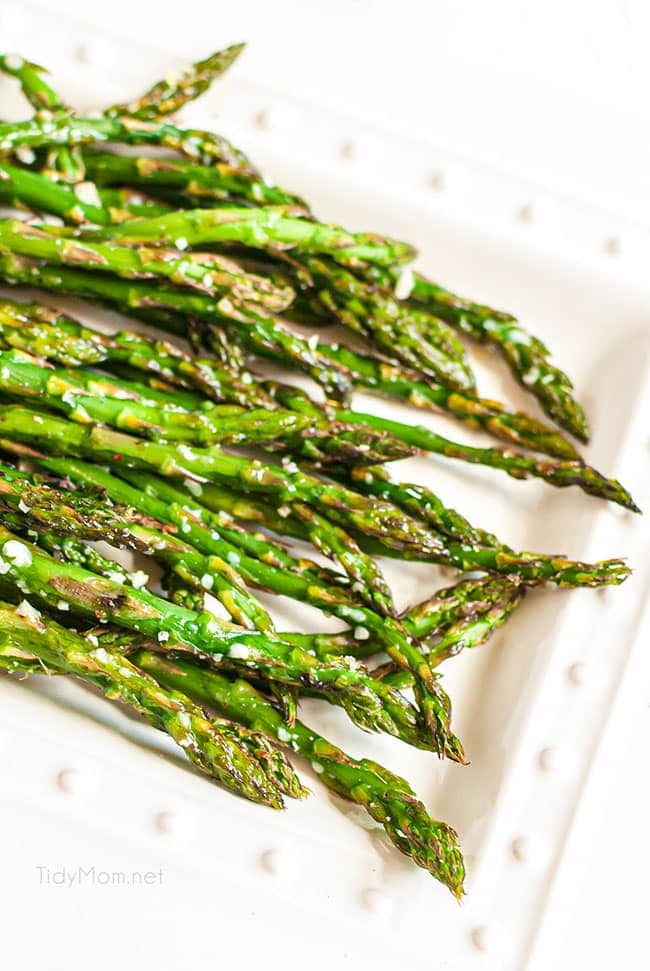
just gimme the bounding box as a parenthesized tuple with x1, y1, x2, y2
(0, 452, 392, 618)
(37, 455, 384, 612)
(0, 600, 303, 806)
(298, 255, 475, 392)
(0, 308, 631, 505)
(0, 255, 353, 400)
(0, 491, 300, 730)
(0, 52, 86, 183)
(288, 500, 394, 617)
(0, 351, 313, 446)
(160, 470, 629, 590)
(0, 630, 465, 894)
(374, 581, 524, 685)
(1, 508, 142, 584)
(131, 650, 466, 895)
(0, 467, 275, 632)
(96, 186, 176, 221)
(382, 269, 590, 442)
(0, 520, 439, 748)
(0, 218, 295, 310)
(79, 206, 416, 267)
(83, 152, 306, 209)
(0, 297, 276, 407)
(334, 411, 638, 510)
(0, 111, 257, 173)
(105, 44, 246, 120)
(0, 403, 442, 553)
(177, 475, 475, 560)
(0, 162, 107, 223)
(0, 350, 415, 465)
(292, 575, 522, 659)
(426, 586, 523, 665)
(0, 241, 576, 462)
(314, 340, 582, 460)
(27, 457, 463, 757)
(0, 54, 64, 111)
(265, 380, 633, 510)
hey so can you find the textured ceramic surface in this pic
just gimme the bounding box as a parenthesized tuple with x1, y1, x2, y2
(0, 8, 648, 970)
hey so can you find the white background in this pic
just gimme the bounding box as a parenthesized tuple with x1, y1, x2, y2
(3, 2, 650, 968)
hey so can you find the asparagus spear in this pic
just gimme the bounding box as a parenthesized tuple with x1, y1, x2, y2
(333, 411, 638, 510)
(26, 457, 463, 757)
(0, 255, 353, 400)
(0, 631, 465, 895)
(0, 297, 276, 407)
(0, 54, 64, 111)
(0, 402, 437, 551)
(1, 507, 142, 584)
(161, 469, 628, 590)
(292, 575, 522, 659)
(83, 152, 306, 210)
(178, 475, 483, 560)
(314, 340, 581, 460)
(96, 186, 176, 221)
(132, 650, 465, 895)
(297, 255, 475, 392)
(0, 488, 301, 725)
(1, 491, 523, 674)
(0, 520, 440, 748)
(0, 162, 107, 223)
(0, 52, 85, 183)
(95, 300, 585, 463)
(374, 581, 524, 686)
(36, 455, 385, 613)
(121, 300, 580, 464)
(0, 467, 276, 632)
(288, 500, 394, 617)
(0, 452, 392, 618)
(0, 110, 257, 173)
(0, 350, 415, 465)
(0, 308, 631, 505)
(105, 44, 246, 120)
(264, 380, 633, 509)
(378, 268, 590, 442)
(78, 206, 416, 267)
(426, 586, 523, 665)
(0, 218, 295, 310)
(0, 351, 312, 446)
(0, 600, 303, 806)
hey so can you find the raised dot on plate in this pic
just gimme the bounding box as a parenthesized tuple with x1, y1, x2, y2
(566, 660, 603, 691)
(153, 811, 186, 836)
(253, 109, 271, 130)
(56, 768, 82, 794)
(470, 925, 493, 953)
(603, 236, 621, 256)
(74, 43, 92, 63)
(339, 141, 356, 161)
(74, 39, 110, 66)
(537, 745, 575, 776)
(510, 834, 548, 865)
(361, 887, 392, 917)
(260, 848, 298, 880)
(517, 203, 534, 224)
(470, 925, 511, 959)
(429, 171, 445, 192)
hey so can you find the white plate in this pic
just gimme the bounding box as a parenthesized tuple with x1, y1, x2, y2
(0, 8, 649, 970)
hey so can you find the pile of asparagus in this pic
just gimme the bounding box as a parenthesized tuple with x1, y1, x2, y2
(0, 46, 638, 898)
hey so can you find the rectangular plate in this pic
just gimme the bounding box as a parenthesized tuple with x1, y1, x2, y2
(1, 7, 649, 968)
